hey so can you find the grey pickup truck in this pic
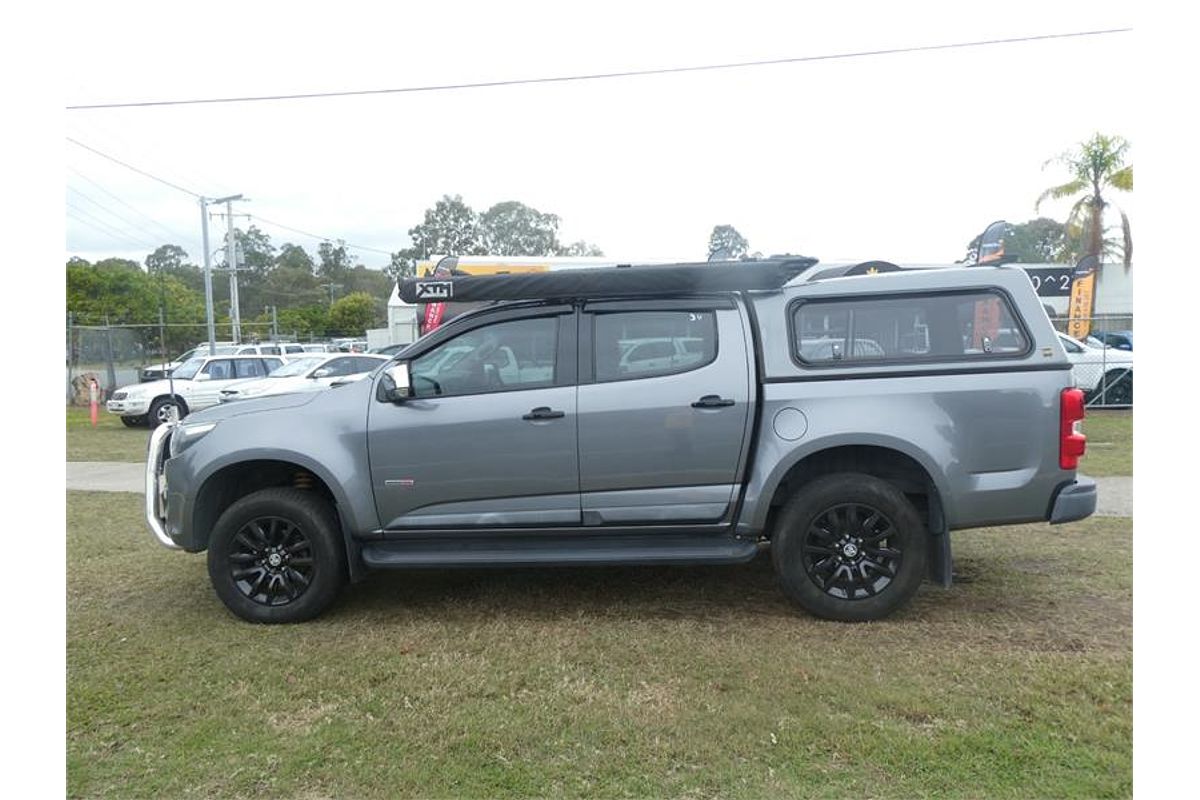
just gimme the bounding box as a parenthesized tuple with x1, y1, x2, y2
(145, 258, 1096, 623)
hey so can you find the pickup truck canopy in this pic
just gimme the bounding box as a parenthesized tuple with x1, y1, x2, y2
(397, 257, 819, 304)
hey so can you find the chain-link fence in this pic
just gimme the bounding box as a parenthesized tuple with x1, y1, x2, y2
(65, 320, 297, 404)
(1046, 313, 1134, 409)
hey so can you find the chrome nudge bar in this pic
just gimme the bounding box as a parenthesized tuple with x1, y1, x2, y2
(145, 423, 182, 550)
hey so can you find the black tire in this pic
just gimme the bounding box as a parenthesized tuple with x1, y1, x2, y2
(207, 488, 347, 623)
(771, 472, 927, 622)
(1095, 370, 1132, 406)
(148, 396, 187, 428)
(120, 415, 148, 428)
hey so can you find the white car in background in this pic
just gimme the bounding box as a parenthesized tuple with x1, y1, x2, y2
(1057, 333, 1133, 405)
(108, 354, 288, 427)
(218, 353, 390, 403)
(140, 343, 237, 382)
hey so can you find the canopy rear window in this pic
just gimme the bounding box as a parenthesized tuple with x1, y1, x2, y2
(791, 290, 1029, 365)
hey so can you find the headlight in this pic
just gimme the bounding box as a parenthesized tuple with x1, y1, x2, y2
(169, 420, 219, 458)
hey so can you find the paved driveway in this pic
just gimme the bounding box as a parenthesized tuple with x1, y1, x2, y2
(66, 462, 142, 493)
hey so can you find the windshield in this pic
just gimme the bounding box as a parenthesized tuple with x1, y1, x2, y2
(178, 345, 236, 360)
(172, 357, 206, 380)
(269, 356, 326, 377)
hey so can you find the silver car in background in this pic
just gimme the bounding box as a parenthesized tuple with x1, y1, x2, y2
(219, 353, 390, 403)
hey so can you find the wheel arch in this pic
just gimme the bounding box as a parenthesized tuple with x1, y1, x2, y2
(750, 438, 952, 585)
(191, 457, 365, 580)
(151, 393, 190, 415)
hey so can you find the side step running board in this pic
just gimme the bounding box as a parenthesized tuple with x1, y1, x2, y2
(360, 532, 760, 569)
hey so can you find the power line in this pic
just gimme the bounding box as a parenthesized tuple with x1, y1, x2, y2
(67, 137, 396, 259)
(66, 203, 158, 250)
(65, 28, 1131, 110)
(67, 210, 149, 250)
(66, 137, 201, 197)
(66, 185, 187, 248)
(68, 167, 197, 245)
(250, 214, 395, 256)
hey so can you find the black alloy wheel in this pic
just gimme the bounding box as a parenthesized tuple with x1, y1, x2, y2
(772, 472, 927, 622)
(207, 487, 346, 623)
(228, 516, 316, 607)
(801, 503, 902, 600)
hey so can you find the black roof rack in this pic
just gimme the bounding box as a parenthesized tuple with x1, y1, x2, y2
(397, 257, 819, 304)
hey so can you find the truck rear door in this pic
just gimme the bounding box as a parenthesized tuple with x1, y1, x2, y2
(576, 298, 754, 525)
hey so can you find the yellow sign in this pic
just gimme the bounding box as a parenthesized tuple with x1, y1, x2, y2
(1067, 272, 1096, 340)
(416, 260, 550, 277)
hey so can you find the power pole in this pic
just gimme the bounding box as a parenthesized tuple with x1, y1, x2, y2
(271, 305, 279, 340)
(200, 198, 216, 355)
(226, 198, 241, 343)
(321, 283, 342, 306)
(199, 193, 244, 354)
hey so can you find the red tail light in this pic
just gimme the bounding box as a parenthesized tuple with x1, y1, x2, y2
(1060, 388, 1086, 470)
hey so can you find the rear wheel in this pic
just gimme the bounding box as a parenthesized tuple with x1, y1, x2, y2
(120, 415, 148, 428)
(207, 488, 347, 623)
(1092, 370, 1132, 406)
(772, 473, 927, 622)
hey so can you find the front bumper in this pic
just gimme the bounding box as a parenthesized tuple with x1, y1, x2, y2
(145, 423, 182, 549)
(1048, 475, 1098, 524)
(108, 398, 151, 416)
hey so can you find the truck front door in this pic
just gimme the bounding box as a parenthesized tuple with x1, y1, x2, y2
(367, 308, 580, 531)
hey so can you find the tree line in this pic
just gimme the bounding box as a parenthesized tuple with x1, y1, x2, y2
(66, 196, 609, 354)
(386, 194, 604, 279)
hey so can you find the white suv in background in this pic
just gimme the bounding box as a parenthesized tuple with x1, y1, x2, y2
(108, 354, 287, 427)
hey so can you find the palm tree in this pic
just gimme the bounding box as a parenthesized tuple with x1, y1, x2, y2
(1035, 133, 1133, 270)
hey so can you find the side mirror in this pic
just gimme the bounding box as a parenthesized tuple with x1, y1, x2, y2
(312, 367, 332, 379)
(378, 362, 412, 403)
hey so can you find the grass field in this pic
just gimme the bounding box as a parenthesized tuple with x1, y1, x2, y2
(66, 408, 152, 463)
(67, 491, 1131, 799)
(1079, 410, 1133, 478)
(66, 407, 1134, 478)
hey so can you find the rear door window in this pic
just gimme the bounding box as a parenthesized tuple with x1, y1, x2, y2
(593, 311, 717, 382)
(234, 359, 267, 379)
(792, 290, 1028, 365)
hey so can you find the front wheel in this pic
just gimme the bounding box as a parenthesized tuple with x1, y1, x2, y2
(207, 488, 347, 623)
(148, 396, 186, 428)
(772, 473, 928, 622)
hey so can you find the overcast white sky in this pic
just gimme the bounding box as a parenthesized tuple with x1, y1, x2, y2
(63, 0, 1133, 269)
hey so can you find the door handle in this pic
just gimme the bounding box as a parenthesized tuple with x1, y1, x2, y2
(692, 395, 735, 409)
(522, 406, 565, 420)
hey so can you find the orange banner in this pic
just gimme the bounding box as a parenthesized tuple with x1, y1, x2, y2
(1067, 271, 1097, 340)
